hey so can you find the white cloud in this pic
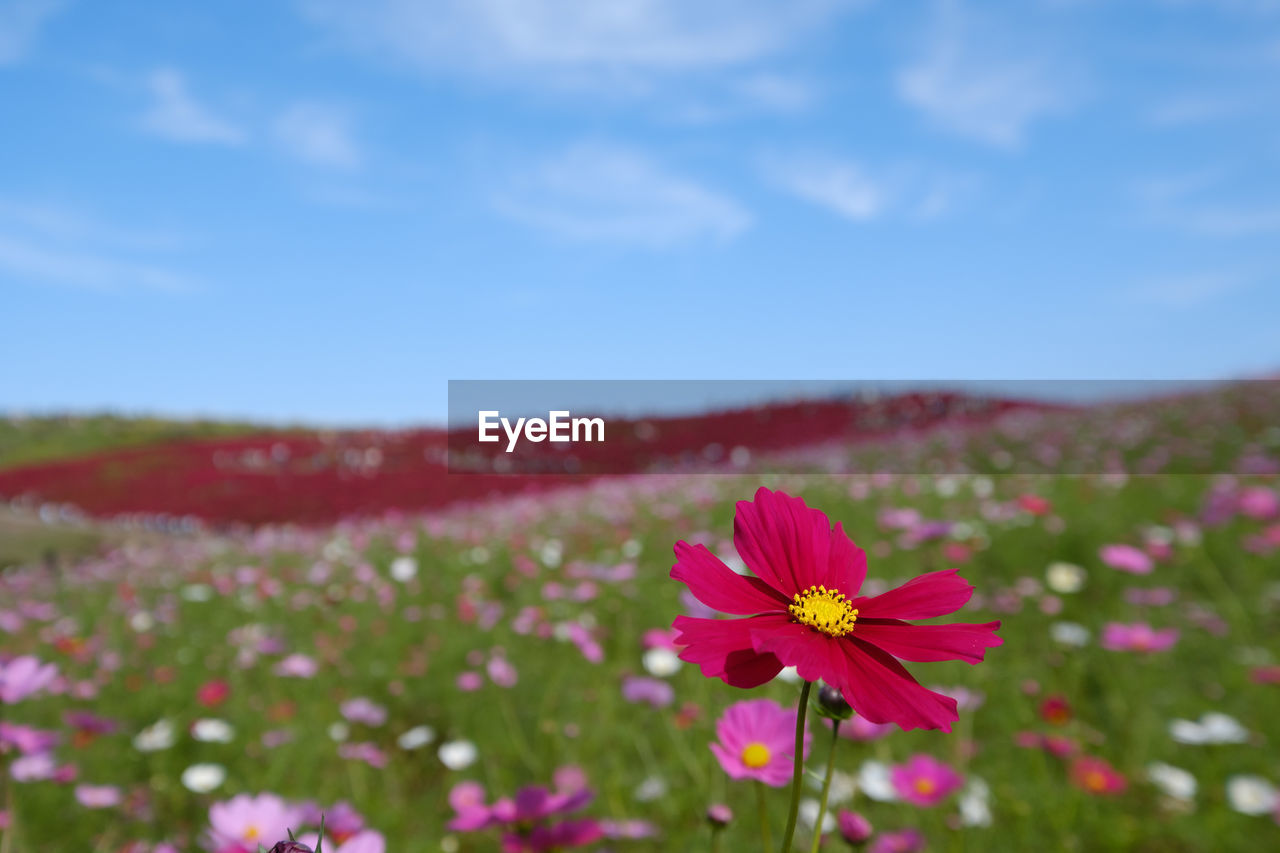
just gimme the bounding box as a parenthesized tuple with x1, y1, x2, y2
(0, 0, 64, 65)
(299, 0, 853, 82)
(141, 69, 246, 145)
(896, 2, 1077, 147)
(1134, 170, 1280, 236)
(763, 153, 970, 222)
(273, 103, 361, 168)
(495, 143, 750, 247)
(0, 198, 197, 292)
(1128, 273, 1250, 308)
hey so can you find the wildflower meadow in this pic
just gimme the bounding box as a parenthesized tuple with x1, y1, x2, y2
(2, 384, 1280, 851)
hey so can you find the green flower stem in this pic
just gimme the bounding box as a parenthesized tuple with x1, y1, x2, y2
(780, 680, 813, 853)
(808, 719, 842, 853)
(711, 824, 725, 853)
(755, 781, 773, 851)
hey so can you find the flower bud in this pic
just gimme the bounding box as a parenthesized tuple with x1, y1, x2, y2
(837, 809, 872, 845)
(705, 803, 733, 828)
(813, 683, 854, 721)
(268, 843, 314, 853)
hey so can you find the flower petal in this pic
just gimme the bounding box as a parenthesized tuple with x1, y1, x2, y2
(854, 569, 973, 620)
(748, 620, 844, 686)
(855, 619, 1003, 663)
(833, 639, 959, 732)
(671, 541, 789, 615)
(733, 487, 867, 599)
(672, 615, 786, 688)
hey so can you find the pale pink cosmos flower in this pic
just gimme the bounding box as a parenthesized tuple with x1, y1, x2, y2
(339, 698, 387, 727)
(1101, 622, 1179, 653)
(75, 784, 123, 808)
(889, 754, 964, 806)
(274, 654, 318, 678)
(0, 656, 59, 703)
(297, 830, 386, 853)
(205, 793, 304, 853)
(1099, 545, 1153, 574)
(709, 698, 811, 787)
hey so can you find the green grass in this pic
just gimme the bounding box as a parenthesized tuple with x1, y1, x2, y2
(2, 467, 1278, 851)
(0, 413, 278, 470)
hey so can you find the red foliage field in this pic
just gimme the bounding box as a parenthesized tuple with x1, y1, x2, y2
(0, 392, 1048, 525)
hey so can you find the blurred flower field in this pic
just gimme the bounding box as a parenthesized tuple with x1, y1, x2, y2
(2, 387, 1280, 851)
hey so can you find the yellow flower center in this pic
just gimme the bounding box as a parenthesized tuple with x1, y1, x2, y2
(914, 778, 937, 796)
(741, 742, 772, 768)
(788, 585, 859, 637)
(244, 826, 260, 841)
(1085, 771, 1108, 792)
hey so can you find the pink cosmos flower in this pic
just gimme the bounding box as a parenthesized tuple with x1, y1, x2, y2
(1070, 756, 1127, 795)
(837, 810, 872, 844)
(0, 656, 59, 704)
(1099, 544, 1153, 574)
(889, 754, 964, 806)
(672, 488, 1002, 731)
(297, 830, 385, 853)
(1100, 622, 1179, 653)
(205, 793, 304, 853)
(868, 828, 925, 853)
(339, 698, 387, 726)
(75, 784, 123, 808)
(1238, 486, 1279, 520)
(824, 714, 894, 741)
(709, 698, 811, 787)
(275, 654, 319, 678)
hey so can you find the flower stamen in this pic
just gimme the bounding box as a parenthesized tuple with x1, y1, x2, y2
(788, 585, 858, 637)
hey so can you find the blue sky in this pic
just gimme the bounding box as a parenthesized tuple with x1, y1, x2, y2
(2, 0, 1279, 424)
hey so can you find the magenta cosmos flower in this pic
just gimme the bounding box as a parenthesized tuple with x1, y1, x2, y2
(710, 698, 811, 787)
(671, 488, 1002, 731)
(889, 754, 964, 806)
(1100, 622, 1179, 653)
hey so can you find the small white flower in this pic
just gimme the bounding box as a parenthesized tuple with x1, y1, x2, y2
(129, 611, 155, 633)
(181, 584, 214, 602)
(621, 539, 643, 559)
(133, 719, 175, 752)
(438, 739, 478, 770)
(389, 555, 418, 582)
(398, 725, 435, 750)
(798, 798, 836, 833)
(328, 721, 350, 743)
(1045, 562, 1086, 594)
(642, 647, 681, 678)
(806, 769, 856, 806)
(1226, 775, 1278, 815)
(958, 777, 992, 827)
(191, 718, 234, 743)
(1050, 621, 1090, 647)
(181, 763, 226, 793)
(1169, 712, 1248, 745)
(856, 760, 898, 802)
(633, 775, 667, 802)
(1147, 762, 1197, 802)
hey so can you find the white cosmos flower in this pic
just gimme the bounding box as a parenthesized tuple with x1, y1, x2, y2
(133, 719, 175, 752)
(806, 769, 855, 806)
(390, 556, 418, 583)
(181, 763, 226, 793)
(191, 718, 234, 743)
(799, 798, 836, 832)
(1147, 762, 1197, 802)
(328, 722, 350, 743)
(1050, 622, 1090, 647)
(181, 584, 214, 602)
(633, 775, 667, 802)
(438, 739, 478, 770)
(130, 611, 155, 632)
(1169, 712, 1249, 745)
(398, 725, 435, 750)
(641, 647, 681, 677)
(959, 777, 992, 827)
(856, 760, 898, 802)
(1226, 775, 1278, 815)
(1045, 562, 1086, 594)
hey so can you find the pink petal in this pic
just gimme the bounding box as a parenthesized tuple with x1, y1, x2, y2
(671, 541, 789, 615)
(855, 619, 1002, 663)
(748, 620, 844, 686)
(672, 615, 786, 688)
(854, 569, 973, 620)
(833, 639, 959, 732)
(733, 488, 867, 599)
